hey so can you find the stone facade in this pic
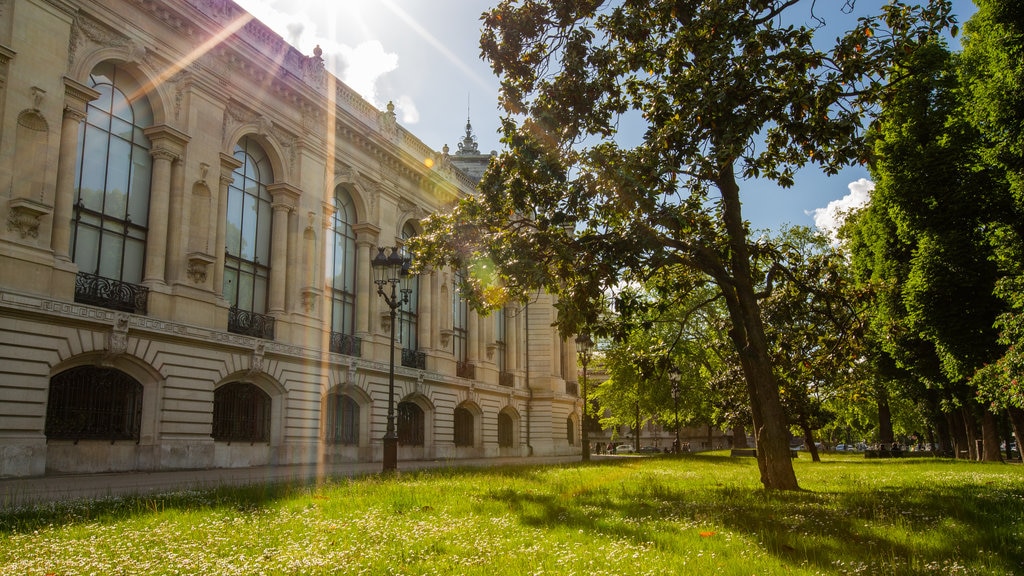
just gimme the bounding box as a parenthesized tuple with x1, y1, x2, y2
(0, 0, 582, 478)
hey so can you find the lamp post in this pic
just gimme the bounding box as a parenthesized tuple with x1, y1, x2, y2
(576, 332, 593, 461)
(669, 369, 681, 454)
(371, 246, 411, 472)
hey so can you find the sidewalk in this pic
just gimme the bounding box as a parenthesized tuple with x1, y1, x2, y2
(0, 455, 587, 509)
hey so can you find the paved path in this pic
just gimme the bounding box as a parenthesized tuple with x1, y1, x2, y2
(0, 455, 592, 509)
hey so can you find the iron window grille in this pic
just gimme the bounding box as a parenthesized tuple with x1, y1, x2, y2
(329, 332, 361, 357)
(45, 365, 143, 442)
(326, 393, 359, 445)
(228, 306, 276, 340)
(453, 407, 474, 447)
(401, 348, 426, 369)
(74, 271, 149, 314)
(498, 413, 514, 447)
(397, 401, 424, 446)
(212, 382, 271, 443)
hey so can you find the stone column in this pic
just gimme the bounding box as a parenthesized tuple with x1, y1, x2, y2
(142, 126, 189, 286)
(266, 183, 301, 314)
(468, 309, 480, 365)
(165, 156, 187, 284)
(51, 78, 100, 260)
(417, 268, 433, 351)
(353, 223, 380, 338)
(215, 154, 242, 296)
(507, 305, 519, 371)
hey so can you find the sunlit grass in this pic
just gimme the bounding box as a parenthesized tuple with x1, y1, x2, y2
(1, 453, 1021, 575)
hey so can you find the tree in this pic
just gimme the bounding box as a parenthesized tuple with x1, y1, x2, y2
(758, 226, 867, 462)
(412, 1, 954, 490)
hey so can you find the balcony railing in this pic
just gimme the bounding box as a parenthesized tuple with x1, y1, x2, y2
(565, 381, 579, 395)
(74, 271, 148, 314)
(401, 348, 426, 370)
(456, 361, 475, 380)
(228, 306, 276, 340)
(499, 371, 515, 387)
(329, 332, 362, 357)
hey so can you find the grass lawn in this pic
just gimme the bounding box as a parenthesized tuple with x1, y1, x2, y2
(1, 452, 1021, 575)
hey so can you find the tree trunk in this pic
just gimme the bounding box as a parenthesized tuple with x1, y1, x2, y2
(716, 166, 799, 491)
(876, 383, 894, 444)
(800, 417, 820, 463)
(947, 408, 969, 459)
(733, 423, 747, 448)
(980, 407, 1003, 462)
(1008, 407, 1024, 462)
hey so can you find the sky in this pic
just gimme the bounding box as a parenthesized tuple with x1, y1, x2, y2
(233, 0, 978, 234)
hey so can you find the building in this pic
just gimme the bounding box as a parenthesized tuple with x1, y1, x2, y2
(0, 0, 585, 478)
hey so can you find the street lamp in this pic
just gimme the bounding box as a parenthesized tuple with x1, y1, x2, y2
(371, 246, 412, 472)
(576, 332, 593, 461)
(669, 369, 681, 454)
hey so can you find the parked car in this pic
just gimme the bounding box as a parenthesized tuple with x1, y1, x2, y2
(639, 446, 661, 454)
(613, 444, 636, 454)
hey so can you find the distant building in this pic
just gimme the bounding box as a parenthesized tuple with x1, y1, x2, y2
(0, 0, 583, 478)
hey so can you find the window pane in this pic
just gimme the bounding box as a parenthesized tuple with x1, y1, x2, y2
(253, 275, 268, 314)
(128, 146, 151, 226)
(78, 126, 109, 212)
(237, 271, 254, 311)
(98, 232, 124, 279)
(104, 138, 131, 217)
(240, 193, 257, 261)
(123, 238, 145, 283)
(256, 196, 272, 264)
(226, 188, 242, 256)
(223, 268, 239, 304)
(73, 226, 100, 273)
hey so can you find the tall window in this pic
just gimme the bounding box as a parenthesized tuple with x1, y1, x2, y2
(212, 382, 271, 443)
(224, 136, 273, 315)
(46, 366, 143, 442)
(452, 268, 468, 365)
(566, 416, 576, 446)
(325, 393, 359, 445)
(397, 401, 424, 446)
(453, 406, 474, 447)
(71, 62, 153, 284)
(328, 188, 357, 354)
(398, 222, 418, 354)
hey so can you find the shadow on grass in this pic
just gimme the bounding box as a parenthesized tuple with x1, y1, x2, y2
(476, 456, 1024, 574)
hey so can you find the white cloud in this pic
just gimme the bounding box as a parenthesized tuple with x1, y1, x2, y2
(233, 0, 403, 109)
(809, 178, 874, 239)
(394, 95, 420, 125)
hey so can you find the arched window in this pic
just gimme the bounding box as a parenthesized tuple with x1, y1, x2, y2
(325, 393, 359, 445)
(71, 63, 153, 286)
(399, 222, 420, 366)
(328, 188, 358, 355)
(498, 412, 514, 447)
(212, 382, 270, 443)
(224, 136, 273, 316)
(453, 406, 474, 447)
(566, 416, 575, 446)
(46, 366, 143, 441)
(397, 401, 424, 446)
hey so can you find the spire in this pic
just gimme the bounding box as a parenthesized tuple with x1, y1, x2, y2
(455, 104, 480, 156)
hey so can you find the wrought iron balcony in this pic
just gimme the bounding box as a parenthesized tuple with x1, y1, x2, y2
(456, 360, 475, 380)
(499, 371, 515, 387)
(401, 348, 426, 370)
(228, 306, 276, 340)
(329, 332, 362, 357)
(565, 380, 579, 396)
(74, 271, 149, 314)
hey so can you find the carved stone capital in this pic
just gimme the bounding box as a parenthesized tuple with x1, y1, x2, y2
(6, 198, 52, 239)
